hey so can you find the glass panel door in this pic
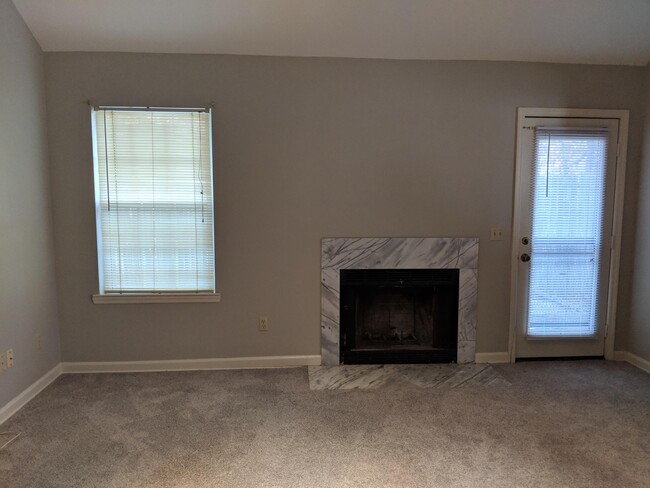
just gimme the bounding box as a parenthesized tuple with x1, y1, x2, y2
(527, 129, 607, 338)
(515, 117, 619, 358)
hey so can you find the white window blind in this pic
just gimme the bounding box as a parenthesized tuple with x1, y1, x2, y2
(92, 108, 215, 294)
(527, 128, 608, 337)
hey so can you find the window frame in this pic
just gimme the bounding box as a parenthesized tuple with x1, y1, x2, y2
(508, 108, 628, 360)
(90, 105, 220, 304)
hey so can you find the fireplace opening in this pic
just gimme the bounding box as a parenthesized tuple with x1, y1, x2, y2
(340, 269, 459, 364)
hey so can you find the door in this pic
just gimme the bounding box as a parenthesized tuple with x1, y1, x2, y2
(512, 109, 627, 359)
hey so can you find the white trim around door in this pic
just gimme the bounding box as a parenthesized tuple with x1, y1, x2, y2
(508, 108, 629, 362)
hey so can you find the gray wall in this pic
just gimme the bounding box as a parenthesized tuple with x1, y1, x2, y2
(626, 64, 650, 361)
(0, 0, 61, 409)
(44, 52, 644, 362)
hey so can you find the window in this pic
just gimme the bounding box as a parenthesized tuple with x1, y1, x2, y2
(527, 128, 608, 337)
(91, 107, 217, 303)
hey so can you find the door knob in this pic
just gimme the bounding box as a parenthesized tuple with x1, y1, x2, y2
(520, 253, 531, 262)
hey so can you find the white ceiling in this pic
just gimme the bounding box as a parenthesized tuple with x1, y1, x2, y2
(12, 0, 650, 66)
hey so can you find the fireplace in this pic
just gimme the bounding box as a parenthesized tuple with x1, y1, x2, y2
(340, 269, 459, 364)
(321, 237, 478, 365)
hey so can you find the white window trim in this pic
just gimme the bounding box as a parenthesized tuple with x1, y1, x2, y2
(92, 292, 221, 304)
(91, 106, 217, 301)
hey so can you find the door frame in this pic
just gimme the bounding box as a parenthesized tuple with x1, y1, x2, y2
(508, 108, 629, 362)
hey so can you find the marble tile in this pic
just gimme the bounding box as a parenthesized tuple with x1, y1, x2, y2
(391, 364, 461, 388)
(0, 432, 21, 451)
(308, 365, 393, 390)
(457, 340, 476, 364)
(466, 365, 513, 387)
(308, 364, 510, 390)
(393, 363, 505, 388)
(321, 237, 479, 365)
(458, 269, 478, 342)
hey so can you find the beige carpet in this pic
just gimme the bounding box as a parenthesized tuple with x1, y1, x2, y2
(0, 360, 648, 487)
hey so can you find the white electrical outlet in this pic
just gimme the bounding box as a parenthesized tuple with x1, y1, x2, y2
(0, 353, 6, 372)
(7, 349, 14, 368)
(490, 228, 504, 241)
(259, 316, 269, 332)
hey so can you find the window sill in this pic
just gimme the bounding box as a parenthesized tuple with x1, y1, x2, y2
(92, 293, 221, 304)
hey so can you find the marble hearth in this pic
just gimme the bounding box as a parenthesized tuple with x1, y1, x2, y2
(321, 237, 479, 365)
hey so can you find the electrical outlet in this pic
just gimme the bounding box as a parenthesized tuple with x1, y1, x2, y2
(37, 334, 43, 350)
(259, 316, 269, 332)
(0, 353, 6, 372)
(7, 349, 14, 368)
(490, 228, 504, 241)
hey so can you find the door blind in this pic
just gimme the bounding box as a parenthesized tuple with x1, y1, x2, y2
(527, 128, 608, 337)
(92, 108, 215, 294)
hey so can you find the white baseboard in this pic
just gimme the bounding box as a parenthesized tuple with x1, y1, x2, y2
(0, 363, 62, 425)
(613, 350, 650, 373)
(474, 352, 510, 364)
(2, 355, 320, 424)
(62, 354, 322, 373)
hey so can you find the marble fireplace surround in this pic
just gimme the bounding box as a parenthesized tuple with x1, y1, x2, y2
(321, 237, 479, 365)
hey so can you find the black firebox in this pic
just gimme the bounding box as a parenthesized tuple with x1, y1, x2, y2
(340, 269, 459, 364)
